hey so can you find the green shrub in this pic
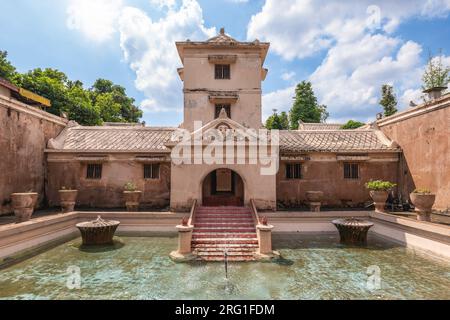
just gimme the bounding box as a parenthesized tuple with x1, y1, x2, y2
(412, 188, 432, 194)
(341, 120, 365, 129)
(365, 180, 396, 191)
(124, 182, 137, 192)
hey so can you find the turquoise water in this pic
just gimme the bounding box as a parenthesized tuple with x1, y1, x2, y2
(0, 234, 449, 300)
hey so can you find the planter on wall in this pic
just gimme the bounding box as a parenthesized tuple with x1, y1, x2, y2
(423, 86, 447, 100)
(369, 190, 388, 213)
(306, 191, 324, 212)
(123, 191, 142, 212)
(11, 192, 38, 223)
(410, 193, 436, 222)
(59, 190, 78, 213)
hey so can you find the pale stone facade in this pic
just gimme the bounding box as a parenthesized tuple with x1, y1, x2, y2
(177, 29, 269, 131)
(2, 29, 449, 214)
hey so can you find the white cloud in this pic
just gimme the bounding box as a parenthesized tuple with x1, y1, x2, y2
(281, 71, 296, 81)
(149, 0, 177, 10)
(256, 0, 450, 123)
(118, 0, 216, 114)
(247, 0, 450, 60)
(262, 86, 295, 120)
(66, 0, 124, 42)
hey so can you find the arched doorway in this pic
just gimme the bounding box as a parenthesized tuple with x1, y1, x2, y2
(202, 169, 245, 206)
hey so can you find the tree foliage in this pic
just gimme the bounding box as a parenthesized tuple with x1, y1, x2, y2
(289, 81, 328, 129)
(265, 109, 290, 130)
(379, 84, 398, 117)
(0, 51, 143, 126)
(422, 50, 450, 90)
(341, 120, 365, 129)
(0, 51, 17, 82)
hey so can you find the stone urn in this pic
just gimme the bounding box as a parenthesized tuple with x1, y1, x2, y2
(76, 216, 120, 246)
(306, 191, 324, 212)
(410, 192, 436, 222)
(423, 86, 447, 100)
(369, 190, 388, 213)
(332, 218, 374, 245)
(59, 189, 78, 213)
(11, 192, 38, 223)
(123, 191, 142, 211)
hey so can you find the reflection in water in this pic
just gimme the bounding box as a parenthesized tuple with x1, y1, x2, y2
(0, 234, 449, 300)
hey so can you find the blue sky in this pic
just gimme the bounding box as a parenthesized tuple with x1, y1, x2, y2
(1, 0, 449, 126)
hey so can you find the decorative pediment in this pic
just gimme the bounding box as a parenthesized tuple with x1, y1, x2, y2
(208, 55, 237, 64)
(208, 91, 238, 104)
(167, 109, 269, 148)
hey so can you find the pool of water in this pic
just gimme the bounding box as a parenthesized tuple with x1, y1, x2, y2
(1, 234, 449, 300)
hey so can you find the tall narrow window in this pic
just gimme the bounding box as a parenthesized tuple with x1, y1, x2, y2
(215, 104, 231, 118)
(144, 164, 160, 180)
(344, 163, 359, 179)
(286, 163, 302, 180)
(215, 64, 230, 79)
(86, 164, 102, 179)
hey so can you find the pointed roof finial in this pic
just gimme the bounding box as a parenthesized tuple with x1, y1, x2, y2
(220, 27, 225, 35)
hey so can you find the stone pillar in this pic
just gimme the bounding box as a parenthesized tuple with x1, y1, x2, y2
(170, 225, 196, 262)
(309, 202, 321, 212)
(416, 212, 431, 222)
(61, 201, 76, 213)
(254, 224, 280, 261)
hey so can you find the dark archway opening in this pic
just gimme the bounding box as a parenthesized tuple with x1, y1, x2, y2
(202, 169, 244, 207)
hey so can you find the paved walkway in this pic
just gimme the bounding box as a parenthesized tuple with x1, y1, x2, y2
(0, 208, 448, 227)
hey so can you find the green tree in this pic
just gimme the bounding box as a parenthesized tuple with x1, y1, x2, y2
(0, 51, 17, 82)
(265, 109, 290, 130)
(341, 120, 365, 129)
(91, 79, 143, 123)
(379, 84, 398, 117)
(15, 68, 71, 116)
(0, 54, 143, 125)
(422, 50, 450, 90)
(94, 93, 123, 123)
(66, 84, 102, 126)
(289, 81, 328, 129)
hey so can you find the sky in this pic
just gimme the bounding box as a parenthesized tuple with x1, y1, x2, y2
(1, 0, 450, 126)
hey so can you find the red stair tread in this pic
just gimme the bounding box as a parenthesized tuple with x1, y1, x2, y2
(192, 206, 259, 262)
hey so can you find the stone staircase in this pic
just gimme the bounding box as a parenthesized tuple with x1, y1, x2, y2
(192, 206, 258, 262)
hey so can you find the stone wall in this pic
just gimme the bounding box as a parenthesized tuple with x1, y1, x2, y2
(46, 153, 171, 209)
(378, 98, 450, 210)
(0, 94, 67, 215)
(276, 152, 399, 208)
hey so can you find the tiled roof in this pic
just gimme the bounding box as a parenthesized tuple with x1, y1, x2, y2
(280, 130, 398, 153)
(49, 124, 398, 154)
(298, 123, 343, 130)
(55, 126, 176, 152)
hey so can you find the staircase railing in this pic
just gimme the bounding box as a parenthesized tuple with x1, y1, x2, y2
(250, 199, 260, 226)
(188, 199, 198, 227)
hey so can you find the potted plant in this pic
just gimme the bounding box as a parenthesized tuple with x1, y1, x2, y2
(422, 51, 449, 100)
(410, 189, 436, 222)
(58, 186, 78, 213)
(123, 182, 142, 212)
(306, 191, 324, 212)
(10, 190, 39, 223)
(365, 180, 396, 213)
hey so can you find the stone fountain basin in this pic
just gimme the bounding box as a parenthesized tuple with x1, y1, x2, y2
(76, 217, 120, 246)
(332, 218, 374, 245)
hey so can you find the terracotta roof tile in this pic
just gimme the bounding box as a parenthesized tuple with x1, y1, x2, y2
(299, 123, 343, 130)
(51, 125, 397, 154)
(279, 130, 398, 153)
(61, 126, 175, 152)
